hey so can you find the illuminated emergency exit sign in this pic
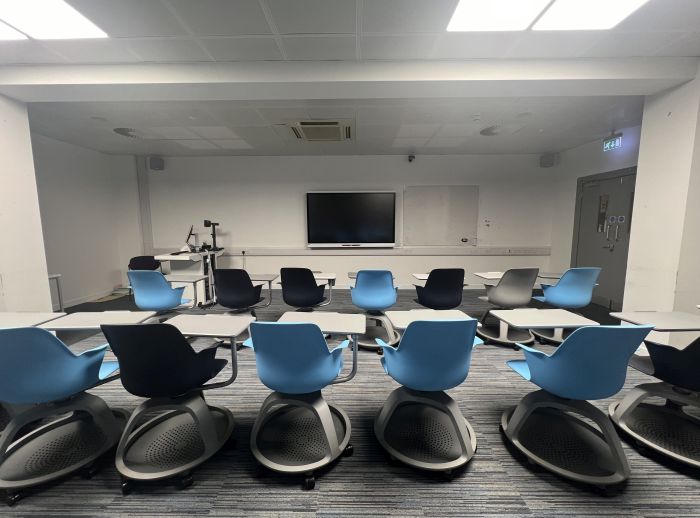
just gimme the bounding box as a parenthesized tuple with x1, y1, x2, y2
(603, 134, 623, 152)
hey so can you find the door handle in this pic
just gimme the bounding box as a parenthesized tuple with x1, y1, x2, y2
(605, 223, 610, 241)
(614, 225, 620, 241)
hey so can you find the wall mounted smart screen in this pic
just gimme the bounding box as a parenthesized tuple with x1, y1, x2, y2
(306, 192, 396, 248)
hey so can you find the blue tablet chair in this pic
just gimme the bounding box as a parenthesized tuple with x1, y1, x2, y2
(610, 336, 700, 469)
(350, 270, 399, 351)
(245, 322, 355, 490)
(501, 325, 653, 488)
(128, 270, 190, 312)
(374, 319, 482, 473)
(0, 328, 125, 506)
(531, 267, 601, 344)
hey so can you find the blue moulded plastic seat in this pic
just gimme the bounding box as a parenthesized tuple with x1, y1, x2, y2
(128, 270, 190, 312)
(0, 328, 125, 505)
(245, 322, 354, 490)
(501, 325, 652, 488)
(350, 270, 399, 350)
(374, 319, 482, 473)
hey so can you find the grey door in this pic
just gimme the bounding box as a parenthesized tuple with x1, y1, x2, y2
(573, 168, 636, 310)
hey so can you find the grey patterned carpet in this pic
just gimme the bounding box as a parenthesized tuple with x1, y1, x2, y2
(3, 290, 700, 517)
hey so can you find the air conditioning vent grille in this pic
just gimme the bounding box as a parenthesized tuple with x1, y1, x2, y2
(287, 120, 353, 142)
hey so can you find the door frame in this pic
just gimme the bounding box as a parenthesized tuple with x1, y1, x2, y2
(570, 166, 637, 267)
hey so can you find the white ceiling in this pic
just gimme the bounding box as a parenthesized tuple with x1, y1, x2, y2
(0, 0, 696, 64)
(28, 96, 643, 156)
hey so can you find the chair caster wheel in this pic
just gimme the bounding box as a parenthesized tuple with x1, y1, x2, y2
(303, 475, 315, 490)
(178, 473, 194, 490)
(376, 348, 384, 356)
(121, 479, 133, 495)
(342, 444, 354, 457)
(5, 492, 21, 507)
(512, 345, 520, 351)
(80, 462, 99, 479)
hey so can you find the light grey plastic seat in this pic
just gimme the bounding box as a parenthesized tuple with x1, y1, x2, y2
(477, 268, 539, 346)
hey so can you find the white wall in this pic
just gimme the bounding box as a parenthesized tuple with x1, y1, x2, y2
(0, 95, 52, 311)
(32, 134, 143, 308)
(548, 125, 641, 272)
(145, 154, 555, 287)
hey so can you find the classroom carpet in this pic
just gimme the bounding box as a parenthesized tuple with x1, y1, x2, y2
(5, 290, 700, 517)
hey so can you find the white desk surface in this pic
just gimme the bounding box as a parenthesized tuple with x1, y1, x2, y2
(0, 312, 66, 329)
(165, 314, 255, 338)
(249, 273, 278, 282)
(165, 273, 208, 283)
(473, 272, 504, 280)
(491, 309, 599, 329)
(385, 309, 475, 330)
(155, 252, 203, 262)
(538, 272, 563, 279)
(314, 273, 337, 281)
(348, 271, 395, 280)
(412, 273, 429, 281)
(610, 311, 700, 331)
(39, 311, 157, 331)
(277, 311, 365, 335)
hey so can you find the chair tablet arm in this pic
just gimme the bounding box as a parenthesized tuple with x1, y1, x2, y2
(198, 340, 239, 392)
(241, 337, 254, 348)
(472, 336, 484, 347)
(375, 338, 398, 351)
(515, 343, 549, 357)
(331, 340, 350, 354)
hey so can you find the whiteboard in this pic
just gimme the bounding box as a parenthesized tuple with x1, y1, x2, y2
(403, 186, 479, 246)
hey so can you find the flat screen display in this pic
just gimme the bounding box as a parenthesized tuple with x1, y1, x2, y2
(306, 192, 396, 247)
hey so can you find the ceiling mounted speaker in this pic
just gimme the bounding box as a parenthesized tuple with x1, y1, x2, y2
(539, 152, 560, 168)
(148, 156, 165, 171)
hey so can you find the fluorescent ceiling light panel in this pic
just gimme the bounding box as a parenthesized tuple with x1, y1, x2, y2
(0, 0, 107, 39)
(0, 19, 26, 39)
(533, 0, 650, 30)
(447, 0, 551, 31)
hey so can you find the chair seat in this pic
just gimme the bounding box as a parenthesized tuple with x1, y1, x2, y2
(506, 359, 532, 381)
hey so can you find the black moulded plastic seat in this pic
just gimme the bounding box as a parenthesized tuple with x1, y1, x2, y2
(214, 269, 267, 315)
(101, 323, 236, 493)
(128, 255, 161, 271)
(609, 337, 700, 469)
(281, 268, 328, 311)
(413, 268, 465, 310)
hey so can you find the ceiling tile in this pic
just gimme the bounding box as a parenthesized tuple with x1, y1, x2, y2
(212, 139, 253, 149)
(148, 126, 200, 139)
(434, 123, 482, 138)
(207, 104, 269, 125)
(165, 0, 271, 36)
(397, 124, 439, 138)
(256, 106, 310, 124)
(391, 137, 428, 148)
(432, 33, 520, 59)
(426, 137, 467, 148)
(199, 37, 282, 60)
(0, 41, 66, 64)
(282, 36, 356, 60)
(189, 126, 240, 139)
(506, 32, 601, 59)
(42, 39, 140, 64)
(654, 32, 700, 56)
(126, 38, 212, 62)
(306, 105, 356, 119)
(268, 0, 356, 34)
(356, 125, 399, 139)
(177, 139, 220, 149)
(582, 32, 684, 58)
(615, 0, 700, 32)
(67, 0, 188, 37)
(362, 0, 458, 33)
(361, 35, 435, 60)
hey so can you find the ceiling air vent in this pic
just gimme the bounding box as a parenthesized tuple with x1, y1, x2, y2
(287, 120, 353, 142)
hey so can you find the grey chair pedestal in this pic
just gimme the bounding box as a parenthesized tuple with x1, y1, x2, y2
(356, 314, 400, 350)
(374, 387, 476, 472)
(501, 390, 630, 487)
(531, 327, 573, 345)
(250, 390, 351, 486)
(115, 392, 234, 488)
(0, 393, 126, 499)
(609, 382, 700, 469)
(477, 312, 535, 346)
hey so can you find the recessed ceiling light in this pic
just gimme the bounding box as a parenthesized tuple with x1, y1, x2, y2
(0, 0, 107, 39)
(533, 0, 650, 31)
(447, 0, 551, 31)
(0, 19, 26, 40)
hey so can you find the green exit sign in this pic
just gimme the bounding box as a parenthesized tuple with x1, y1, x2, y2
(603, 134, 623, 152)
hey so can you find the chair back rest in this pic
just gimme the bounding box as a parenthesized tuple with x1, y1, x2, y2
(101, 323, 199, 398)
(532, 325, 653, 400)
(248, 322, 333, 393)
(646, 337, 700, 391)
(128, 270, 171, 291)
(392, 319, 478, 391)
(420, 269, 465, 309)
(214, 269, 256, 308)
(489, 268, 539, 308)
(128, 255, 161, 271)
(545, 267, 601, 308)
(355, 269, 394, 292)
(0, 328, 86, 404)
(280, 267, 322, 306)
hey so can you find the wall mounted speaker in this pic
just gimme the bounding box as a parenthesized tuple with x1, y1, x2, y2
(148, 156, 165, 171)
(539, 152, 560, 168)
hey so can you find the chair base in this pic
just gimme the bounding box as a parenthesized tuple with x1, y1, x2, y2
(374, 387, 476, 473)
(0, 393, 126, 496)
(609, 382, 700, 470)
(531, 328, 573, 345)
(357, 314, 400, 350)
(501, 390, 629, 487)
(116, 393, 234, 485)
(251, 391, 351, 485)
(477, 319, 534, 346)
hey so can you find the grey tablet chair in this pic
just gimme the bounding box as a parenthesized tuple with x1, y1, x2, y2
(609, 337, 700, 469)
(502, 325, 652, 489)
(245, 322, 356, 490)
(101, 324, 236, 494)
(477, 268, 539, 346)
(0, 328, 126, 506)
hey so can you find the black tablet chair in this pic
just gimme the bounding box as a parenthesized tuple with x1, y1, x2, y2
(280, 268, 329, 311)
(128, 255, 161, 271)
(101, 323, 235, 494)
(414, 269, 465, 310)
(477, 268, 539, 346)
(214, 269, 269, 316)
(609, 337, 700, 469)
(0, 328, 126, 506)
